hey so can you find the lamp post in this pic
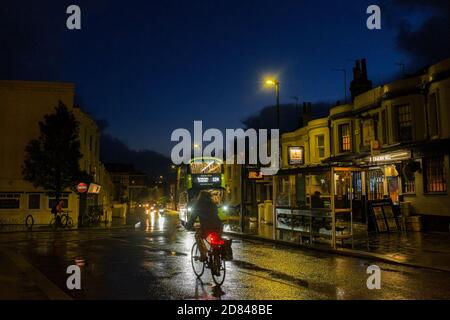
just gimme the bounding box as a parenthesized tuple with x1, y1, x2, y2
(265, 79, 280, 130)
(264, 78, 280, 241)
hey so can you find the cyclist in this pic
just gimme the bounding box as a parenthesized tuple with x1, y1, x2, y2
(51, 199, 64, 227)
(184, 190, 223, 261)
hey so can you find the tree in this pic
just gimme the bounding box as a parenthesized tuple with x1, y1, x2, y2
(22, 101, 90, 200)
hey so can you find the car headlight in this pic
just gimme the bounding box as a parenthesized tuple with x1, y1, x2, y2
(223, 205, 229, 211)
(187, 207, 192, 212)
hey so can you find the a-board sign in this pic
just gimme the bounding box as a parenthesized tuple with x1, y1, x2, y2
(368, 199, 398, 233)
(373, 206, 388, 232)
(383, 205, 398, 231)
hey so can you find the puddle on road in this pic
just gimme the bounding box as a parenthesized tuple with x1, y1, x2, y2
(232, 259, 309, 288)
(139, 245, 188, 257)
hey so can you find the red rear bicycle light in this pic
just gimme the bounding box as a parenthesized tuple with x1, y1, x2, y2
(207, 232, 224, 245)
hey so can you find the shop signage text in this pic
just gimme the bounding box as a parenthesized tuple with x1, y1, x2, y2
(288, 146, 304, 165)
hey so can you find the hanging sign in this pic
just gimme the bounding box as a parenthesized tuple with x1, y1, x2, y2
(76, 182, 88, 193)
(288, 146, 304, 165)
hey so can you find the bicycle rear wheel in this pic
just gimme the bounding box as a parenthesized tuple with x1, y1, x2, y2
(25, 214, 34, 230)
(60, 215, 68, 228)
(191, 242, 205, 277)
(66, 216, 74, 228)
(211, 250, 226, 286)
(49, 217, 55, 229)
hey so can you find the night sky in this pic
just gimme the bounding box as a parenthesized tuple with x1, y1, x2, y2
(1, 0, 448, 155)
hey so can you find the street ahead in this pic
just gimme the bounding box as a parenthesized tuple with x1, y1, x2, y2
(1, 212, 450, 300)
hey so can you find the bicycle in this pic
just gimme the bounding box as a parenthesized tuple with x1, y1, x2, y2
(190, 230, 232, 286)
(81, 206, 103, 227)
(50, 211, 73, 229)
(0, 214, 35, 231)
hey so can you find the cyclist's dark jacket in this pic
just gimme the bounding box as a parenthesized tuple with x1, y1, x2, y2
(186, 199, 223, 235)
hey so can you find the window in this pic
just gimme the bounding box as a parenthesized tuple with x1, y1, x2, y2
(396, 104, 413, 142)
(402, 176, 416, 194)
(366, 169, 384, 200)
(428, 92, 440, 138)
(0, 193, 20, 209)
(28, 194, 41, 209)
(423, 156, 447, 193)
(316, 135, 325, 159)
(338, 123, 351, 152)
(48, 193, 69, 209)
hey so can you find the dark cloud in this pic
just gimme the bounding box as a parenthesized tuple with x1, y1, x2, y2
(390, 0, 450, 69)
(241, 102, 332, 133)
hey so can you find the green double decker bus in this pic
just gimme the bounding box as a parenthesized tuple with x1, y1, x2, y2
(177, 157, 229, 223)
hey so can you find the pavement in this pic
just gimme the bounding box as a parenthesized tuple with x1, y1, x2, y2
(221, 217, 450, 272)
(1, 211, 450, 300)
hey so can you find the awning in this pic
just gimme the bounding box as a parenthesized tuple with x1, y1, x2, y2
(277, 164, 332, 175)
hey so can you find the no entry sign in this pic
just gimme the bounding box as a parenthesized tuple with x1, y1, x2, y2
(76, 182, 88, 193)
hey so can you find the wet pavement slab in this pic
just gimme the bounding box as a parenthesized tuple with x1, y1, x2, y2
(1, 212, 450, 300)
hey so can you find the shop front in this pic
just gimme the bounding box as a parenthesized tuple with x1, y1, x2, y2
(274, 165, 364, 248)
(357, 150, 413, 205)
(239, 166, 274, 238)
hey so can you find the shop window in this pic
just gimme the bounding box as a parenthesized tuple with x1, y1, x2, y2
(366, 169, 384, 200)
(424, 156, 447, 193)
(396, 104, 413, 142)
(306, 173, 331, 208)
(338, 123, 351, 152)
(401, 161, 416, 194)
(295, 174, 306, 208)
(316, 135, 325, 159)
(0, 193, 21, 209)
(28, 194, 41, 209)
(276, 176, 293, 207)
(402, 177, 415, 194)
(352, 171, 362, 200)
(48, 193, 69, 209)
(387, 176, 399, 205)
(428, 92, 440, 138)
(334, 171, 352, 209)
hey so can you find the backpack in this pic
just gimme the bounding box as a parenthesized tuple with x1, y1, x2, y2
(222, 239, 233, 261)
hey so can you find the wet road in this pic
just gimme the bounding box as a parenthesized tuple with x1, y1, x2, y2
(1, 212, 450, 300)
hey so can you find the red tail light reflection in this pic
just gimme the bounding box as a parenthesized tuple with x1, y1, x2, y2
(207, 232, 224, 245)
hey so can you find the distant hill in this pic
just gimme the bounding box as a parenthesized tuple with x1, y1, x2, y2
(100, 133, 173, 182)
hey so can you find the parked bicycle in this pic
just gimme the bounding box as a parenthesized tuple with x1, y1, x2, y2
(81, 205, 103, 227)
(0, 213, 36, 231)
(190, 230, 232, 286)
